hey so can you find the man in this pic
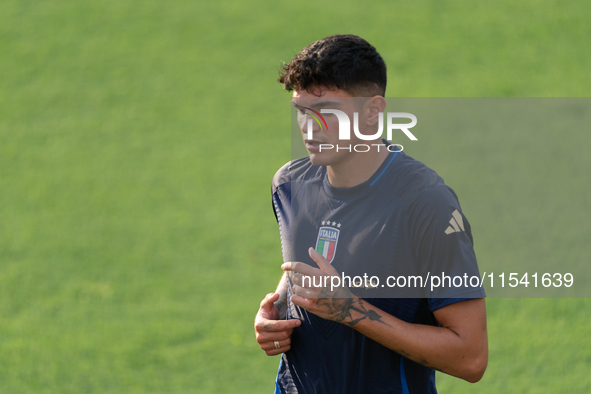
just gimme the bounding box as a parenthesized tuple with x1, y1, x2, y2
(255, 34, 488, 393)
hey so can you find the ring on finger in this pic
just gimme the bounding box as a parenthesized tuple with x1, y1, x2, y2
(274, 340, 281, 349)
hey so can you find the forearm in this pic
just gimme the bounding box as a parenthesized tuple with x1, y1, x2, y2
(283, 249, 488, 381)
(341, 298, 487, 383)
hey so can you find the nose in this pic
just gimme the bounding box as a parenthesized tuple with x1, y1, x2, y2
(299, 113, 322, 138)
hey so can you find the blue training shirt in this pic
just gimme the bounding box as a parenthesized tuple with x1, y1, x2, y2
(271, 147, 485, 394)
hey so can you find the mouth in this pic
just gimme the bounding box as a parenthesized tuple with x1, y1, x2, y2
(304, 140, 324, 152)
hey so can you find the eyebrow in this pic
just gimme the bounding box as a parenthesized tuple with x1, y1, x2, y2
(291, 100, 342, 109)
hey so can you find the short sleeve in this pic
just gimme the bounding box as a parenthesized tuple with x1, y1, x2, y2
(407, 185, 486, 311)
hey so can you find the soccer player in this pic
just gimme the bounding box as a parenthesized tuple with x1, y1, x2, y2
(254, 34, 488, 393)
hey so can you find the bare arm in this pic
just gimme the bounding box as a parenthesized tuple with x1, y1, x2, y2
(283, 248, 488, 382)
(330, 297, 488, 382)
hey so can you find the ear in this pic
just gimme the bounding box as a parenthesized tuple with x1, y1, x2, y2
(365, 96, 386, 126)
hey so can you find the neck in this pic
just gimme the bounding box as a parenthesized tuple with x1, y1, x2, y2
(326, 148, 390, 188)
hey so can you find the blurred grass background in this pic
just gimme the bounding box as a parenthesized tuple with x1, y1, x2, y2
(0, 0, 590, 392)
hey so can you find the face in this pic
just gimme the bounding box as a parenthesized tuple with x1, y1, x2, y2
(291, 86, 360, 167)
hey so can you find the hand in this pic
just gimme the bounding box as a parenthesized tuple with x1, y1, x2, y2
(282, 247, 356, 324)
(254, 293, 301, 356)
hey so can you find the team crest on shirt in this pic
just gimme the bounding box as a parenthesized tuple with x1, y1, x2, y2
(315, 222, 341, 264)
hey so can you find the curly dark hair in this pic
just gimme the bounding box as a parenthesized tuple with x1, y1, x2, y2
(278, 35, 387, 97)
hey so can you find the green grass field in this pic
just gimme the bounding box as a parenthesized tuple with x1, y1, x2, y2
(1, 0, 590, 392)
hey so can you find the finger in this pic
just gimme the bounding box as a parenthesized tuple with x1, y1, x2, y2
(292, 273, 327, 289)
(265, 344, 291, 356)
(260, 336, 292, 351)
(255, 318, 301, 333)
(293, 284, 319, 299)
(290, 295, 315, 310)
(256, 328, 294, 344)
(259, 293, 280, 308)
(308, 247, 338, 274)
(282, 261, 323, 277)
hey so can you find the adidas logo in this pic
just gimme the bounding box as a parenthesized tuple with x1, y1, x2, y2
(444, 209, 465, 235)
